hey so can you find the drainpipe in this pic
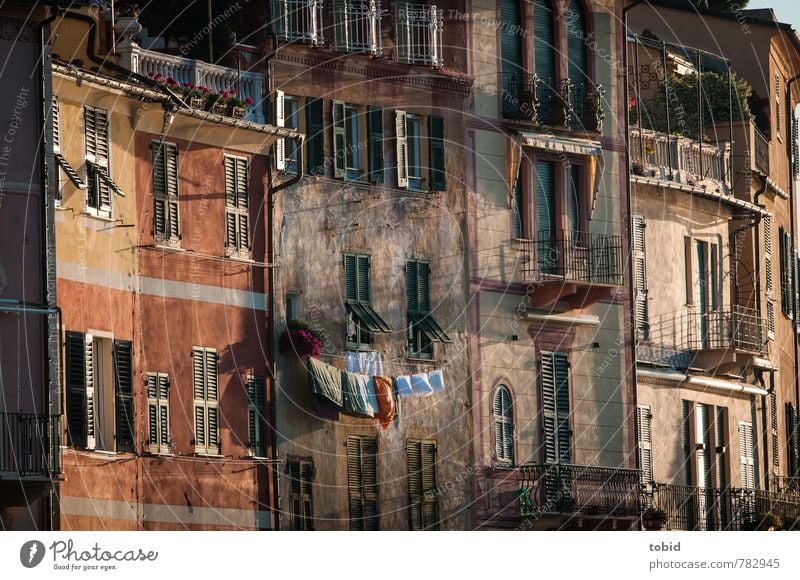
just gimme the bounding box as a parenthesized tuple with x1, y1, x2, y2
(265, 136, 304, 531)
(623, 0, 647, 487)
(35, 6, 61, 532)
(786, 74, 800, 478)
(731, 175, 767, 312)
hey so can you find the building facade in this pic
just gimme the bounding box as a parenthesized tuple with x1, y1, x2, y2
(467, 0, 639, 530)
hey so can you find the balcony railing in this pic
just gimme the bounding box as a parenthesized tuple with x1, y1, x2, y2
(754, 125, 770, 174)
(646, 483, 800, 530)
(116, 43, 265, 124)
(271, 0, 325, 45)
(0, 412, 61, 477)
(637, 306, 767, 367)
(771, 476, 800, 495)
(395, 3, 444, 67)
(334, 0, 382, 55)
(629, 127, 730, 189)
(520, 229, 624, 286)
(518, 464, 641, 518)
(501, 74, 603, 132)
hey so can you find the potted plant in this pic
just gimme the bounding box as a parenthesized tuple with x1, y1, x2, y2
(279, 319, 325, 359)
(205, 91, 228, 115)
(226, 89, 248, 119)
(581, 84, 604, 132)
(631, 160, 646, 176)
(642, 507, 668, 531)
(114, 2, 142, 43)
(182, 83, 206, 109)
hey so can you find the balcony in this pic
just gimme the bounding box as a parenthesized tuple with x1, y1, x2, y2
(645, 483, 800, 530)
(637, 306, 767, 370)
(271, 0, 325, 45)
(629, 127, 731, 190)
(754, 125, 770, 174)
(501, 73, 603, 132)
(518, 464, 641, 518)
(520, 230, 623, 309)
(116, 43, 265, 123)
(0, 412, 61, 477)
(395, 2, 444, 67)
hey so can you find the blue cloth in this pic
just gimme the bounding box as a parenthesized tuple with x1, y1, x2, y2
(342, 371, 375, 417)
(428, 369, 445, 393)
(395, 375, 414, 398)
(411, 373, 434, 397)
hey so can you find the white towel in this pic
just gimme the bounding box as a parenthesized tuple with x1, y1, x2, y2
(428, 369, 445, 393)
(395, 375, 414, 398)
(411, 373, 434, 397)
(345, 351, 384, 376)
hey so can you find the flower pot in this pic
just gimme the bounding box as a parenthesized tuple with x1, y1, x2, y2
(189, 96, 205, 110)
(114, 16, 142, 45)
(229, 105, 247, 119)
(211, 102, 228, 116)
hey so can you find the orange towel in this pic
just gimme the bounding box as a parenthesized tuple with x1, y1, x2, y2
(373, 375, 396, 429)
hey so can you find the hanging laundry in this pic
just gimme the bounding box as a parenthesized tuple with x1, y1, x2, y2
(395, 375, 414, 398)
(342, 371, 375, 417)
(428, 369, 446, 393)
(345, 350, 384, 376)
(372, 376, 396, 429)
(411, 373, 434, 396)
(307, 356, 343, 407)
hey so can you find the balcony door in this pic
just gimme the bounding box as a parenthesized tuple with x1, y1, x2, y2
(500, 0, 524, 119)
(535, 160, 557, 274)
(695, 404, 712, 530)
(692, 240, 709, 348)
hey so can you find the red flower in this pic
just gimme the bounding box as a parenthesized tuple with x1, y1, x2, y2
(230, 89, 237, 95)
(148, 71, 155, 78)
(222, 91, 229, 98)
(245, 97, 254, 105)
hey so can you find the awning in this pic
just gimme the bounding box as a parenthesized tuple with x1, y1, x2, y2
(347, 301, 392, 333)
(409, 311, 452, 343)
(88, 161, 125, 197)
(55, 154, 87, 189)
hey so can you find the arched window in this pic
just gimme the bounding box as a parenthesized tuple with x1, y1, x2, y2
(493, 385, 514, 464)
(533, 0, 556, 87)
(565, 0, 588, 86)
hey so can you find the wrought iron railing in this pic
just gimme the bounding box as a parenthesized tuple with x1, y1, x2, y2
(646, 483, 800, 530)
(395, 2, 444, 67)
(501, 74, 603, 131)
(636, 306, 767, 367)
(270, 0, 325, 45)
(629, 127, 730, 188)
(518, 464, 641, 518)
(570, 81, 604, 132)
(754, 125, 770, 174)
(500, 72, 539, 121)
(771, 476, 800, 495)
(334, 0, 382, 55)
(520, 229, 623, 286)
(0, 412, 61, 477)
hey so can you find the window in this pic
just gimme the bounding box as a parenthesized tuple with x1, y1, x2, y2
(247, 375, 267, 457)
(395, 110, 445, 191)
(52, 99, 85, 199)
(512, 166, 524, 238)
(192, 347, 219, 455)
(85, 106, 121, 217)
(332, 101, 377, 181)
(334, 0, 382, 54)
(344, 253, 391, 349)
(407, 439, 438, 530)
(540, 351, 570, 464)
(632, 215, 649, 341)
(65, 332, 134, 452)
(275, 92, 300, 174)
(500, 0, 525, 119)
(287, 457, 314, 530)
(224, 155, 250, 259)
(305, 97, 325, 175)
(738, 421, 755, 489)
(493, 386, 514, 464)
(347, 434, 379, 530)
(146, 373, 170, 454)
(780, 226, 795, 318)
(715, 407, 728, 490)
(764, 216, 775, 339)
(395, 2, 444, 67)
(565, 0, 588, 128)
(152, 141, 180, 246)
(533, 0, 555, 87)
(406, 260, 451, 359)
(637, 405, 652, 484)
(368, 106, 384, 183)
(271, 0, 324, 45)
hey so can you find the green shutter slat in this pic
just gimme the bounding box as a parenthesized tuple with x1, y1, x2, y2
(536, 161, 556, 274)
(500, 0, 523, 76)
(533, 0, 555, 84)
(332, 100, 346, 178)
(681, 400, 692, 486)
(428, 115, 445, 191)
(113, 340, 135, 452)
(65, 331, 87, 447)
(357, 255, 370, 303)
(344, 254, 358, 302)
(368, 106, 384, 183)
(418, 262, 430, 312)
(406, 261, 418, 312)
(347, 435, 379, 530)
(306, 97, 325, 175)
(407, 439, 424, 530)
(553, 352, 571, 464)
(513, 166, 524, 238)
(568, 165, 581, 236)
(566, 0, 587, 84)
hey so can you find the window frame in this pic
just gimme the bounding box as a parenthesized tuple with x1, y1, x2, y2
(151, 140, 181, 247)
(345, 252, 374, 350)
(347, 434, 379, 531)
(223, 154, 251, 260)
(286, 456, 315, 530)
(247, 375, 267, 458)
(146, 372, 171, 455)
(84, 105, 113, 218)
(406, 438, 439, 530)
(192, 347, 220, 456)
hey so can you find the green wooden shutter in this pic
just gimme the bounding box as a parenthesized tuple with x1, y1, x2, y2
(152, 142, 180, 241)
(406, 261, 418, 312)
(637, 405, 653, 484)
(65, 331, 87, 448)
(407, 439, 423, 530)
(421, 441, 439, 529)
(247, 375, 266, 456)
(344, 254, 358, 301)
(332, 100, 346, 178)
(787, 403, 799, 478)
(536, 161, 556, 273)
(306, 97, 325, 175)
(533, 0, 555, 84)
(113, 340, 135, 453)
(632, 215, 649, 340)
(357, 254, 370, 303)
(681, 400, 692, 486)
(566, 0, 587, 85)
(715, 406, 727, 489)
(568, 165, 581, 236)
(541, 351, 570, 464)
(428, 115, 445, 191)
(347, 435, 379, 530)
(368, 106, 384, 183)
(395, 110, 409, 188)
(52, 97, 60, 153)
(513, 166, 523, 238)
(147, 373, 170, 453)
(418, 262, 430, 312)
(500, 0, 523, 75)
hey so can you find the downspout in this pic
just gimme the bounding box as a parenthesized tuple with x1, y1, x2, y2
(786, 73, 800, 478)
(623, 0, 647, 485)
(265, 136, 304, 531)
(36, 7, 61, 532)
(731, 174, 767, 312)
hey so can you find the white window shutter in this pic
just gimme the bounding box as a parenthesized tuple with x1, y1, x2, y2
(637, 405, 653, 484)
(84, 333, 96, 450)
(738, 422, 755, 489)
(275, 90, 286, 171)
(395, 110, 409, 188)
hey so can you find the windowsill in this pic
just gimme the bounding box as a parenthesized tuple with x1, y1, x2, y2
(345, 345, 375, 352)
(246, 454, 269, 460)
(145, 451, 175, 457)
(82, 211, 114, 222)
(194, 452, 225, 458)
(225, 254, 254, 263)
(406, 356, 437, 364)
(153, 243, 185, 253)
